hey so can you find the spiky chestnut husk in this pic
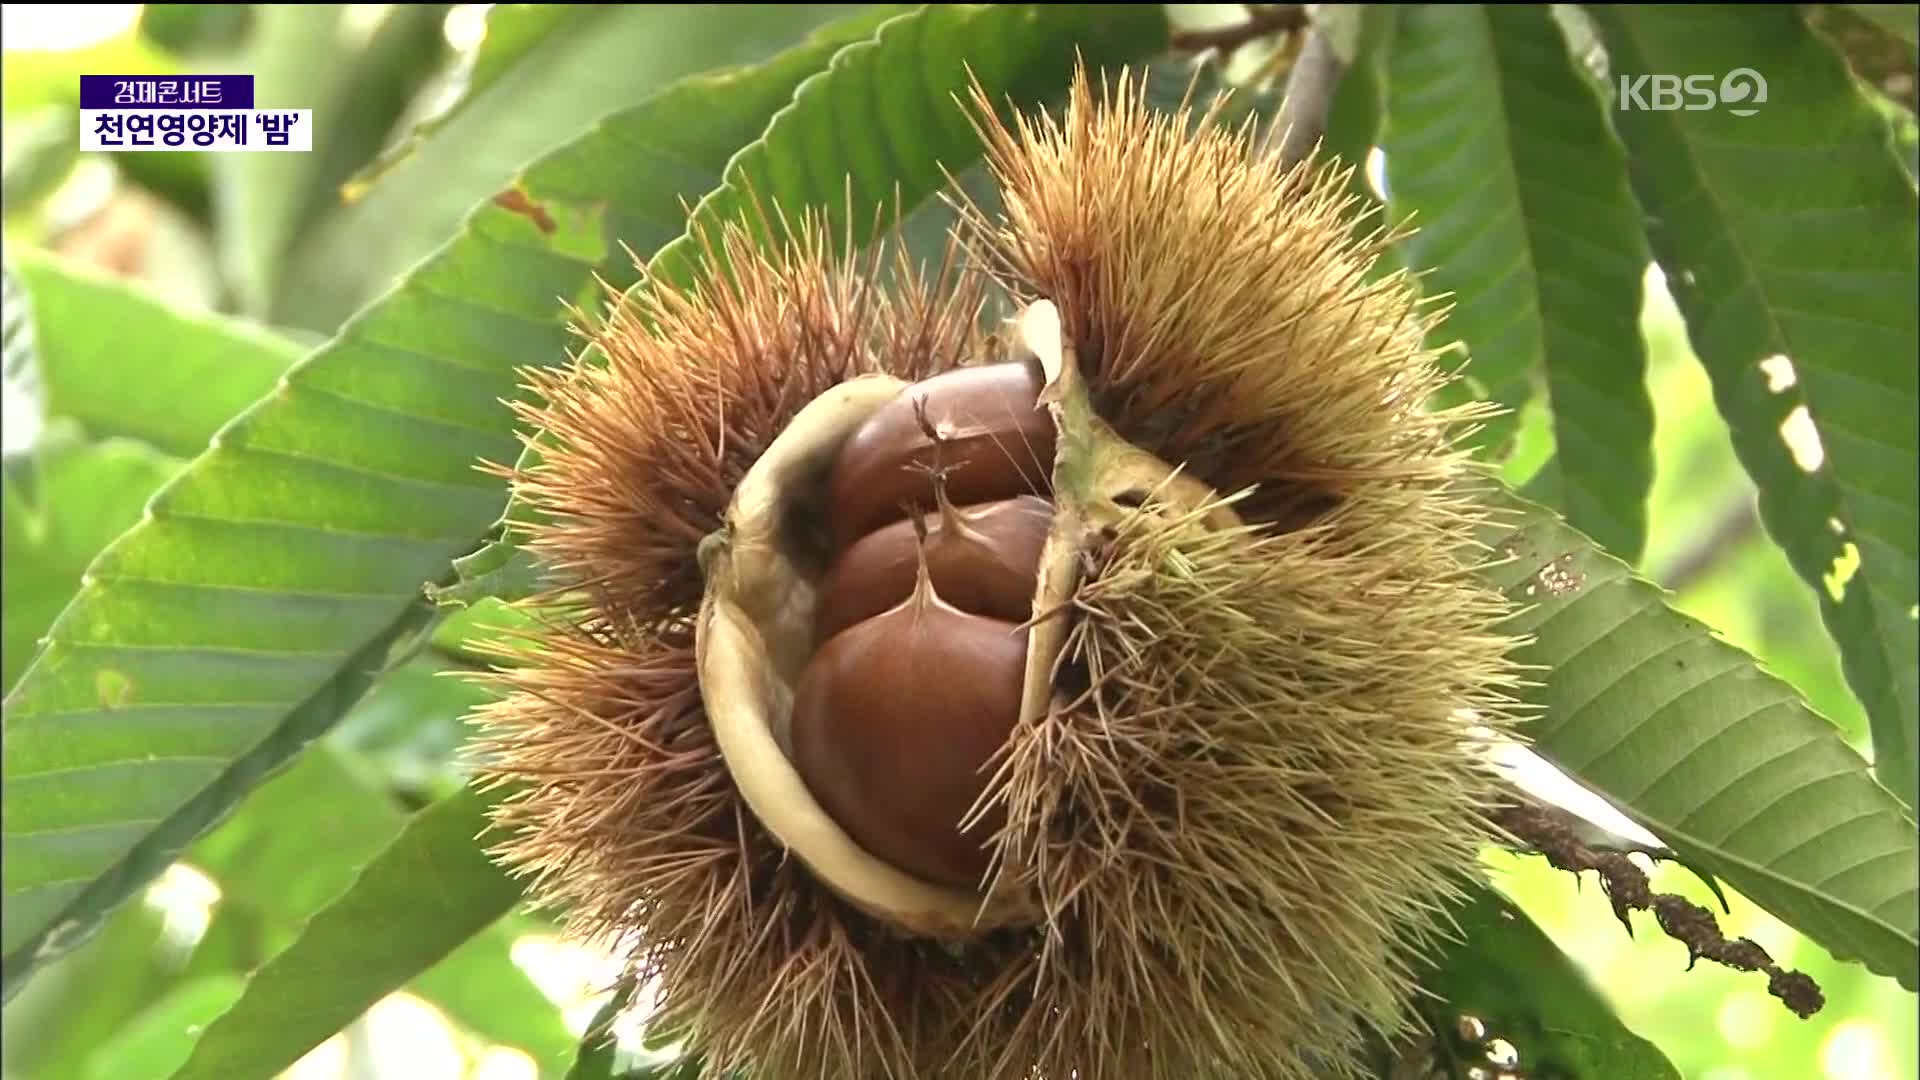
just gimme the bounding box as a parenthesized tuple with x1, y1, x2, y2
(470, 63, 1527, 1080)
(467, 216, 1019, 1076)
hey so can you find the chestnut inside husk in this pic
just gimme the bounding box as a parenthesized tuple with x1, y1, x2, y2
(695, 300, 1238, 935)
(794, 362, 1057, 889)
(481, 66, 1532, 1080)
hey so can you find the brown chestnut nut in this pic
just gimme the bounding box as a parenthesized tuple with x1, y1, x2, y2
(813, 494, 1052, 644)
(824, 362, 1056, 550)
(788, 566, 1026, 889)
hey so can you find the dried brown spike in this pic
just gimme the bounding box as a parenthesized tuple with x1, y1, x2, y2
(501, 206, 983, 630)
(948, 68, 1529, 1080)
(952, 63, 1497, 532)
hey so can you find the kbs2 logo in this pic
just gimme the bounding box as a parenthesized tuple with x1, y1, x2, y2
(1616, 69, 1768, 117)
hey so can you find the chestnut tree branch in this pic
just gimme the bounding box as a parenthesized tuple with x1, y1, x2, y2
(1272, 21, 1347, 172)
(1169, 4, 1307, 57)
(1650, 493, 1762, 593)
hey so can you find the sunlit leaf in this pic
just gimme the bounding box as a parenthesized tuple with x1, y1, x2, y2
(1481, 491, 1919, 990)
(1384, 4, 1654, 563)
(1378, 884, 1681, 1080)
(276, 3, 877, 333)
(167, 789, 516, 1080)
(184, 695, 569, 1071)
(1590, 3, 1919, 811)
(211, 4, 453, 317)
(566, 977, 641, 1080)
(136, 4, 254, 55)
(0, 897, 180, 1080)
(0, 30, 171, 116)
(414, 922, 579, 1078)
(2, 421, 183, 693)
(9, 249, 299, 459)
(187, 744, 411, 926)
(326, 652, 492, 801)
(84, 974, 245, 1080)
(342, 5, 597, 190)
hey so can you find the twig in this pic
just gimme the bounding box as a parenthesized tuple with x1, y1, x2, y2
(1493, 797, 1825, 1019)
(1272, 23, 1346, 172)
(1652, 494, 1761, 592)
(1170, 4, 1307, 58)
